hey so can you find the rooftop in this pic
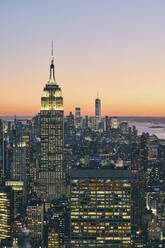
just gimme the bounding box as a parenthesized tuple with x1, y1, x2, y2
(70, 168, 132, 179)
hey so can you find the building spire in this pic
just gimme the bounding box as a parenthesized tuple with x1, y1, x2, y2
(48, 41, 56, 84)
(51, 40, 54, 60)
(97, 90, 99, 99)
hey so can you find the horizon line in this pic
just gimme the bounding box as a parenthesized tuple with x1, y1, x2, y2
(1, 115, 165, 118)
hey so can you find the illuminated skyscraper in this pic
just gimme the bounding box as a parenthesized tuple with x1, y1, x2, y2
(89, 116, 99, 130)
(26, 200, 44, 245)
(5, 181, 24, 218)
(46, 199, 69, 247)
(5, 181, 24, 243)
(75, 107, 81, 128)
(11, 121, 26, 181)
(0, 186, 13, 247)
(70, 168, 132, 247)
(109, 117, 118, 129)
(95, 92, 101, 120)
(39, 48, 65, 199)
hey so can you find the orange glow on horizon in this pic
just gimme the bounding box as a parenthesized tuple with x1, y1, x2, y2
(2, 1, 165, 118)
(1, 52, 165, 117)
(1, 105, 165, 117)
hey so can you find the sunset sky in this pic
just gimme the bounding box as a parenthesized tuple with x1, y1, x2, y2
(1, 1, 165, 116)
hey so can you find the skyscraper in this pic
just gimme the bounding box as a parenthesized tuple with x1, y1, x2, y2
(39, 49, 65, 199)
(5, 181, 24, 219)
(11, 121, 26, 182)
(26, 200, 44, 245)
(75, 107, 81, 128)
(95, 93, 101, 120)
(0, 186, 13, 247)
(70, 168, 132, 247)
(46, 199, 69, 247)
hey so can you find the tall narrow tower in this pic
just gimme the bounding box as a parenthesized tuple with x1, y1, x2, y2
(39, 46, 64, 199)
(95, 92, 101, 120)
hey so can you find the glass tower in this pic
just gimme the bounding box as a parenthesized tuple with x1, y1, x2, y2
(95, 93, 101, 120)
(39, 54, 64, 199)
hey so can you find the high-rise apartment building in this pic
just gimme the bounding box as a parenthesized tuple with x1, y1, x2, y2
(70, 168, 132, 247)
(39, 53, 65, 199)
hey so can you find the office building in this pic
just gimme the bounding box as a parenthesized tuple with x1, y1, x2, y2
(89, 116, 99, 131)
(45, 198, 69, 248)
(105, 116, 110, 131)
(29, 140, 40, 194)
(31, 114, 40, 139)
(70, 168, 132, 247)
(109, 117, 118, 129)
(0, 186, 13, 246)
(65, 112, 74, 137)
(5, 181, 24, 218)
(11, 123, 26, 181)
(26, 200, 44, 244)
(95, 94, 101, 120)
(39, 52, 65, 198)
(75, 108, 81, 128)
(119, 122, 129, 134)
(84, 115, 88, 129)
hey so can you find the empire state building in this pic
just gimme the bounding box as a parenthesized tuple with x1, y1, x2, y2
(39, 52, 65, 199)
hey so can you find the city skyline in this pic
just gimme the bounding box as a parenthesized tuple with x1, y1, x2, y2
(1, 1, 165, 116)
(1, 2, 165, 245)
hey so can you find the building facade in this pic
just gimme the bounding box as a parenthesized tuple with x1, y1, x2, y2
(95, 96, 101, 120)
(39, 56, 65, 198)
(75, 108, 81, 128)
(5, 180, 24, 218)
(46, 199, 69, 248)
(70, 168, 132, 247)
(26, 200, 44, 244)
(0, 186, 13, 247)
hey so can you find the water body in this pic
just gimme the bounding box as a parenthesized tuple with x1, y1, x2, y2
(118, 117, 165, 140)
(0, 116, 33, 121)
(128, 121, 165, 139)
(0, 116, 165, 139)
